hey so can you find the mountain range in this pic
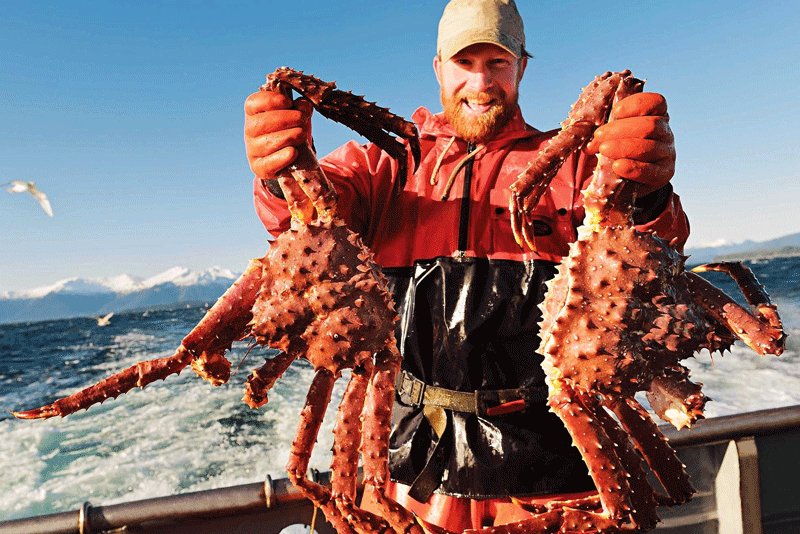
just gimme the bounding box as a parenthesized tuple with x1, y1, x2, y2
(0, 266, 238, 324)
(2, 232, 798, 324)
(684, 231, 800, 264)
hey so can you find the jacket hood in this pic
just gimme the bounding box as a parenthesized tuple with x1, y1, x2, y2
(411, 105, 542, 148)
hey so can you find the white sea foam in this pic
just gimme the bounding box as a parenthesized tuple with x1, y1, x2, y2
(1, 351, 348, 521)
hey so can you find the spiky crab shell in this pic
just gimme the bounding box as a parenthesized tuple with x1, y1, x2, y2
(250, 219, 397, 374)
(538, 225, 732, 397)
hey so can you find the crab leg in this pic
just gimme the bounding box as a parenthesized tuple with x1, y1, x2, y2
(465, 509, 564, 534)
(286, 368, 355, 533)
(580, 75, 644, 230)
(554, 508, 631, 533)
(593, 397, 660, 531)
(331, 361, 372, 500)
(548, 383, 633, 522)
(645, 366, 707, 430)
(362, 342, 424, 534)
(510, 494, 603, 515)
(509, 71, 642, 250)
(265, 67, 421, 189)
(276, 144, 338, 224)
(329, 359, 396, 533)
(13, 260, 265, 419)
(692, 261, 784, 332)
(12, 347, 195, 419)
(261, 79, 336, 224)
(509, 119, 595, 249)
(242, 350, 297, 408)
(277, 173, 316, 223)
(468, 501, 634, 534)
(289, 145, 338, 223)
(684, 270, 785, 355)
(607, 397, 694, 506)
(264, 68, 421, 223)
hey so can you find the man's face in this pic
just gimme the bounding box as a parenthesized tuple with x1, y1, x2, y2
(434, 43, 526, 143)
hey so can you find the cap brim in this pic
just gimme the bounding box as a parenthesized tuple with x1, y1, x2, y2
(439, 29, 522, 62)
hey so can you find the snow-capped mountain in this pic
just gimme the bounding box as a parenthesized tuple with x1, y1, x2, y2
(685, 231, 800, 264)
(0, 267, 239, 324)
(1, 266, 238, 300)
(3, 230, 798, 325)
(138, 266, 238, 291)
(1, 275, 138, 300)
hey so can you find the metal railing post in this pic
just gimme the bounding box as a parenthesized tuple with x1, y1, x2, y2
(716, 437, 763, 534)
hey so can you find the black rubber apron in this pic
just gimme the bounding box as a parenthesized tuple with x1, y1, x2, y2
(384, 256, 594, 499)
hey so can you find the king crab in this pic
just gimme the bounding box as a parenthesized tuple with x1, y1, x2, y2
(457, 71, 785, 533)
(14, 68, 424, 534)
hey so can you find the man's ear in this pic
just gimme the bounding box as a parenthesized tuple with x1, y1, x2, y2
(433, 55, 442, 85)
(517, 56, 528, 83)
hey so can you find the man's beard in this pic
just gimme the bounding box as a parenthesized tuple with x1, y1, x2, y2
(441, 88, 517, 143)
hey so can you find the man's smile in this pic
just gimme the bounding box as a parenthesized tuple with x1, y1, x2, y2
(461, 98, 496, 115)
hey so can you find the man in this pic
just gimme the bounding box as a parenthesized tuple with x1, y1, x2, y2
(244, 0, 687, 530)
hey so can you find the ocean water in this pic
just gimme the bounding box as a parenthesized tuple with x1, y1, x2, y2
(1, 257, 799, 522)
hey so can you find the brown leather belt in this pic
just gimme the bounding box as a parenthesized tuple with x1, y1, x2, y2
(396, 369, 546, 417)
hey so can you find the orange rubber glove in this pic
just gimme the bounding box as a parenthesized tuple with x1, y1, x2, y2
(244, 89, 313, 182)
(585, 92, 675, 194)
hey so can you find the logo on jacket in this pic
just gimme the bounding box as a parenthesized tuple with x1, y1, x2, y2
(531, 219, 553, 236)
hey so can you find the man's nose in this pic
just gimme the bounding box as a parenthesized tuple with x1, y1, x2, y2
(465, 68, 492, 92)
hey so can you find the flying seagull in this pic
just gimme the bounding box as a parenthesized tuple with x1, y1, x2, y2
(4, 180, 54, 217)
(96, 312, 114, 327)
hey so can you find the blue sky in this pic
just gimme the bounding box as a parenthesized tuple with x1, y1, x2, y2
(2, 1, 798, 292)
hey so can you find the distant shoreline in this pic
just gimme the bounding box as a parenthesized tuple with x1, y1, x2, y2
(713, 246, 800, 262)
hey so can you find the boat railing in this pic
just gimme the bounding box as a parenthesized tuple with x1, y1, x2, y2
(2, 404, 799, 533)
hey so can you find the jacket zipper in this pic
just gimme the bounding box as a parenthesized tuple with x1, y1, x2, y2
(456, 141, 476, 258)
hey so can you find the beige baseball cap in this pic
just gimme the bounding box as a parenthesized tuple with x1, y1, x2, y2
(437, 0, 529, 63)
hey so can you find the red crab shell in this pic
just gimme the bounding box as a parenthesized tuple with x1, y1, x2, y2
(250, 219, 397, 376)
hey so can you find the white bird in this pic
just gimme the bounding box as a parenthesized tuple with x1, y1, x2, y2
(96, 312, 114, 326)
(4, 180, 53, 217)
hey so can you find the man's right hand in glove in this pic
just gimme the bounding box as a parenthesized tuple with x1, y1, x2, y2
(244, 90, 313, 181)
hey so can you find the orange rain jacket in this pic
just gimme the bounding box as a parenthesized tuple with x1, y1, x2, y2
(254, 105, 690, 499)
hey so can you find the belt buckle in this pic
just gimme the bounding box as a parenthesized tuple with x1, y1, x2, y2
(399, 371, 425, 408)
(408, 376, 425, 407)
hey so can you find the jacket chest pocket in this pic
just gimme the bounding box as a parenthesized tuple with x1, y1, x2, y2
(489, 188, 573, 258)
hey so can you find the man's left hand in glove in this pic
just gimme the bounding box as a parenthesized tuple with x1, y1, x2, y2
(586, 92, 676, 194)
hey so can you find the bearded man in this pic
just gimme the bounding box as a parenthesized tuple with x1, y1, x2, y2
(244, 0, 686, 530)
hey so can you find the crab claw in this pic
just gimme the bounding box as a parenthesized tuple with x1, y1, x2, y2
(264, 67, 420, 186)
(12, 406, 61, 419)
(509, 71, 644, 251)
(687, 263, 785, 355)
